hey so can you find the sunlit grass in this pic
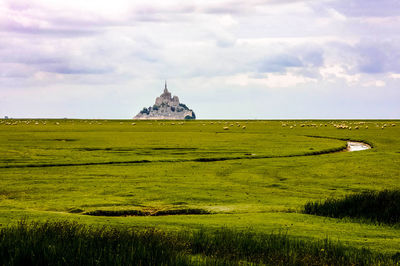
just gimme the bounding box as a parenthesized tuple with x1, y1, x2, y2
(0, 119, 399, 262)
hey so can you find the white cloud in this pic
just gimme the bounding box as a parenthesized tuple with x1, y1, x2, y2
(362, 80, 386, 87)
(0, 0, 399, 118)
(319, 65, 361, 85)
(227, 72, 317, 88)
(218, 15, 238, 27)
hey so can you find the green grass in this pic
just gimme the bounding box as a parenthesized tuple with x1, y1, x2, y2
(0, 220, 190, 266)
(1, 220, 398, 265)
(0, 119, 399, 262)
(303, 189, 400, 225)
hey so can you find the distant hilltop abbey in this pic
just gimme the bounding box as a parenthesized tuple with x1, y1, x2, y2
(134, 82, 196, 120)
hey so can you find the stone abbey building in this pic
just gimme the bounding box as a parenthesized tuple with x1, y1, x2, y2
(134, 82, 196, 120)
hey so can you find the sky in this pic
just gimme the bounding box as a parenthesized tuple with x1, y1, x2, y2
(0, 0, 399, 119)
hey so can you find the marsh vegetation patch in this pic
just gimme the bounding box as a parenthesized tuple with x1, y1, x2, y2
(84, 208, 211, 217)
(1, 221, 398, 266)
(303, 190, 400, 225)
(46, 139, 78, 142)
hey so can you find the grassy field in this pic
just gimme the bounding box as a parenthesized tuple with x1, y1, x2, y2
(0, 119, 399, 263)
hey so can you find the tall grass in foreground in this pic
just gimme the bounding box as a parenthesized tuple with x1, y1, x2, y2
(303, 189, 400, 225)
(1, 221, 398, 265)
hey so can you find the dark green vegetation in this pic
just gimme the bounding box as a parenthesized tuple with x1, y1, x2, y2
(84, 208, 211, 217)
(0, 221, 189, 266)
(304, 189, 400, 225)
(0, 119, 399, 264)
(1, 220, 398, 266)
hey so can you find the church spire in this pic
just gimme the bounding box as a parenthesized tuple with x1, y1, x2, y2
(164, 80, 168, 93)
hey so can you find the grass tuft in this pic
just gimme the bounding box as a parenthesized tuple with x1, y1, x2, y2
(0, 220, 189, 266)
(0, 220, 397, 265)
(303, 189, 400, 225)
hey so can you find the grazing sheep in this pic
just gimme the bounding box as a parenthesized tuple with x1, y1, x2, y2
(242, 126, 246, 129)
(336, 124, 349, 129)
(223, 127, 229, 130)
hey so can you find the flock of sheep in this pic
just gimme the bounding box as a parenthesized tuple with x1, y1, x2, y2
(0, 120, 396, 131)
(280, 121, 396, 130)
(0, 120, 104, 126)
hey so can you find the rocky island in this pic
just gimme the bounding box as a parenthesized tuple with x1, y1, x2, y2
(134, 82, 196, 120)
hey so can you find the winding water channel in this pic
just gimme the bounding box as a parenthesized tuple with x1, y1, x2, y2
(347, 141, 371, 152)
(0, 139, 373, 169)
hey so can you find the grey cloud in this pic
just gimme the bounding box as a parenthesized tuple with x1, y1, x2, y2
(329, 0, 400, 17)
(0, 63, 34, 78)
(202, 5, 245, 15)
(258, 54, 303, 73)
(0, 43, 115, 76)
(300, 51, 323, 67)
(0, 45, 62, 66)
(325, 40, 400, 75)
(46, 64, 114, 75)
(0, 16, 102, 37)
(5, 0, 34, 11)
(257, 47, 323, 74)
(0, 0, 319, 39)
(3, 26, 100, 37)
(129, 0, 308, 21)
(201, 0, 313, 14)
(356, 41, 400, 74)
(0, 1, 114, 37)
(30, 56, 115, 75)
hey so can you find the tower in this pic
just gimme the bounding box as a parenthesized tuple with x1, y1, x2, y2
(164, 80, 168, 93)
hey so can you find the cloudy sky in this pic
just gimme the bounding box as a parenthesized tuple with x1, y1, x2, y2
(1, 0, 399, 119)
